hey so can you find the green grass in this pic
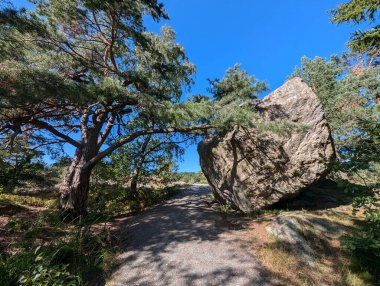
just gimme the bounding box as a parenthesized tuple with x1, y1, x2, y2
(0, 193, 55, 208)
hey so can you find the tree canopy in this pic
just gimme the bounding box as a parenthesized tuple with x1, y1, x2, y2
(0, 0, 267, 217)
(330, 0, 380, 61)
(289, 1, 380, 276)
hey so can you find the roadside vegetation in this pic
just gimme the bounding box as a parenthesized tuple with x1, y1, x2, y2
(0, 162, 188, 285)
(287, 0, 380, 281)
(235, 177, 376, 286)
(0, 141, 207, 285)
(0, 0, 379, 285)
(171, 171, 208, 185)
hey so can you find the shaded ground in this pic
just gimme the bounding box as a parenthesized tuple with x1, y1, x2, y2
(271, 179, 354, 210)
(239, 180, 369, 286)
(0, 200, 42, 253)
(107, 185, 272, 286)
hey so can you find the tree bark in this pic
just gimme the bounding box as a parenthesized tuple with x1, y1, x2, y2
(55, 125, 215, 219)
(129, 175, 138, 198)
(58, 149, 94, 220)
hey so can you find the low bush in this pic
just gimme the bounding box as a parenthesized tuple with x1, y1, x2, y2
(0, 194, 117, 286)
(0, 221, 116, 285)
(339, 179, 380, 282)
(88, 184, 182, 221)
(0, 246, 81, 286)
(0, 177, 182, 285)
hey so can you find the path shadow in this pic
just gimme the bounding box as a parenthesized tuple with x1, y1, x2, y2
(270, 179, 356, 211)
(0, 200, 28, 216)
(109, 185, 273, 286)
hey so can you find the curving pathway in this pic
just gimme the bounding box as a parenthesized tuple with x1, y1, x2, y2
(107, 185, 272, 286)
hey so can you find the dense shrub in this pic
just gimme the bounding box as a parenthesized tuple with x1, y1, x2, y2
(0, 246, 81, 286)
(340, 180, 380, 281)
(0, 200, 116, 286)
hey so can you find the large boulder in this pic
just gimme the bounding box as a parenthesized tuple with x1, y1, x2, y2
(198, 77, 335, 213)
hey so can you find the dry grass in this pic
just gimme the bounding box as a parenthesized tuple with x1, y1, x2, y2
(239, 206, 371, 286)
(0, 193, 55, 208)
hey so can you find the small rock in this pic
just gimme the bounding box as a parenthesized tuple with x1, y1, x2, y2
(265, 214, 349, 266)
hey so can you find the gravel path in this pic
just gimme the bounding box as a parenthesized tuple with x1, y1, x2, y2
(107, 185, 272, 286)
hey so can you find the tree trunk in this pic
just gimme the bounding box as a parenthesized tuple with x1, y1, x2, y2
(58, 149, 93, 220)
(129, 174, 138, 198)
(129, 135, 151, 198)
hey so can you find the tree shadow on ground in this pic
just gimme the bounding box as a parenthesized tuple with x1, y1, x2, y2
(0, 200, 28, 216)
(0, 199, 42, 254)
(108, 185, 275, 286)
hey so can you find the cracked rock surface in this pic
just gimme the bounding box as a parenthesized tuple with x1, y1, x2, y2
(198, 78, 335, 212)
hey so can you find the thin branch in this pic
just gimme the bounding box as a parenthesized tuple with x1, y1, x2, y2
(98, 112, 116, 148)
(30, 140, 66, 150)
(85, 125, 215, 169)
(31, 119, 82, 148)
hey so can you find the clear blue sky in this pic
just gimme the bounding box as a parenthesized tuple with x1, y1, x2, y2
(13, 0, 362, 172)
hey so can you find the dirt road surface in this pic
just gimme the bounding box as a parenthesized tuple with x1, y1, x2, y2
(107, 185, 272, 286)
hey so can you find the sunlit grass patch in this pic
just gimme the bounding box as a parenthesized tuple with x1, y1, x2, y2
(245, 208, 376, 286)
(0, 193, 55, 208)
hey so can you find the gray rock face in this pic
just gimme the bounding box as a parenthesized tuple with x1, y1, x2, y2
(198, 77, 335, 213)
(266, 214, 349, 266)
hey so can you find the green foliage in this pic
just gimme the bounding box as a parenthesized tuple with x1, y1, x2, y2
(293, 1, 380, 279)
(205, 64, 268, 130)
(105, 134, 183, 187)
(172, 171, 208, 184)
(341, 230, 380, 277)
(0, 246, 81, 286)
(1, 213, 116, 285)
(218, 202, 235, 214)
(88, 184, 182, 219)
(0, 0, 265, 158)
(0, 193, 54, 208)
(0, 0, 194, 166)
(0, 145, 45, 192)
(330, 0, 380, 24)
(330, 0, 380, 56)
(17, 246, 80, 286)
(208, 64, 268, 104)
(0, 186, 119, 285)
(339, 178, 380, 280)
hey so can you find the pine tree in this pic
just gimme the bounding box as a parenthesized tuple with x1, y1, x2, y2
(330, 0, 380, 55)
(290, 1, 380, 277)
(0, 1, 266, 218)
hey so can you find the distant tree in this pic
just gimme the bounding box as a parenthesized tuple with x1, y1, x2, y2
(0, 1, 267, 218)
(172, 171, 207, 184)
(0, 136, 44, 192)
(108, 133, 187, 196)
(52, 156, 72, 169)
